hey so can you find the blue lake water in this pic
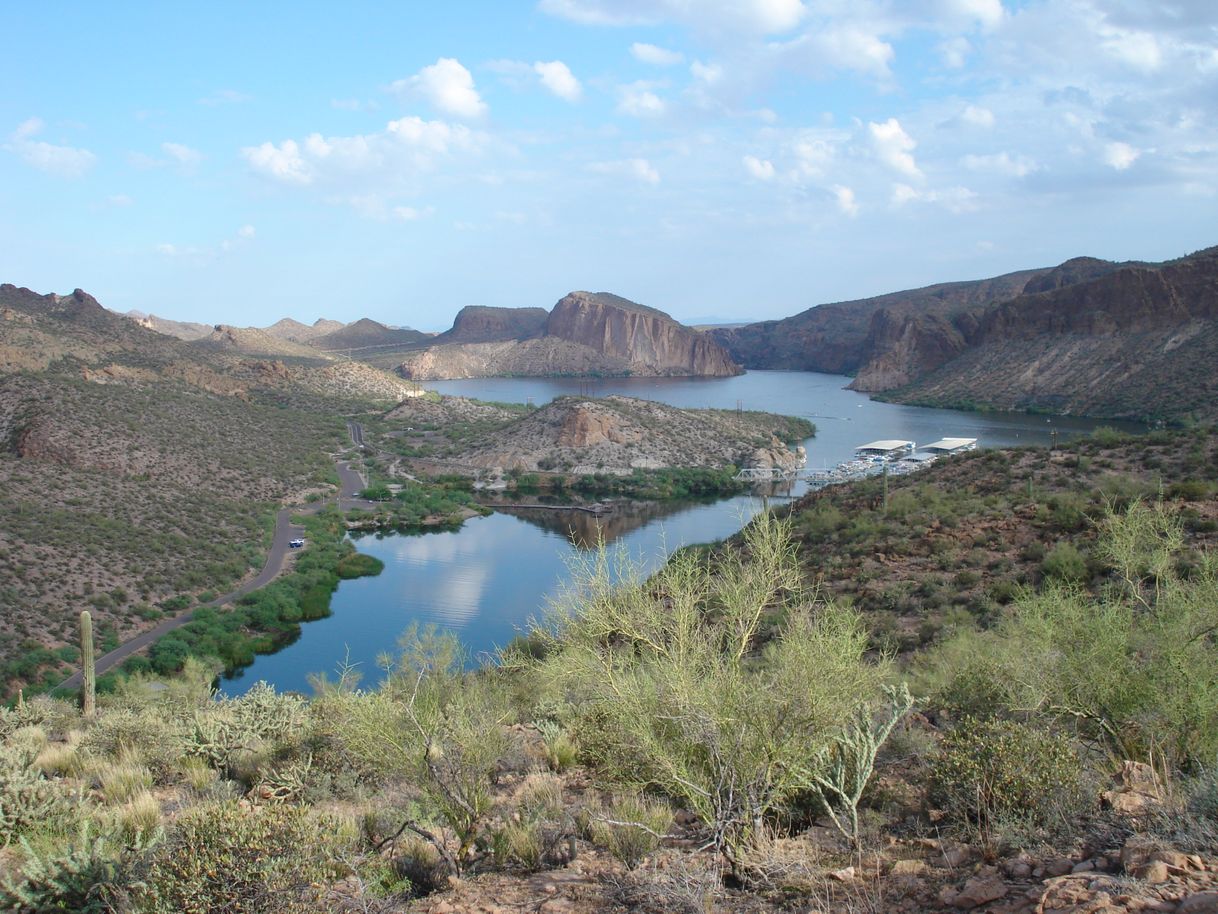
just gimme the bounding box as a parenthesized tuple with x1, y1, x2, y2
(220, 371, 1142, 695)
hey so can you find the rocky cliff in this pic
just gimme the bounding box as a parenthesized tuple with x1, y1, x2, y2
(398, 292, 741, 379)
(545, 292, 740, 376)
(879, 246, 1218, 420)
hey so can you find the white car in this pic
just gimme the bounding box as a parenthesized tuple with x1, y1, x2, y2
(289, 538, 305, 549)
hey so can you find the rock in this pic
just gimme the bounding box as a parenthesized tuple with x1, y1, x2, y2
(955, 867, 1008, 909)
(830, 866, 856, 882)
(1178, 893, 1218, 914)
(942, 843, 973, 868)
(1151, 849, 1195, 872)
(1073, 860, 1096, 874)
(1046, 858, 1075, 877)
(891, 859, 929, 876)
(1134, 861, 1170, 884)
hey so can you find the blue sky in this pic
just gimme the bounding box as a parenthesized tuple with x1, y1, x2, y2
(2, 1, 1216, 330)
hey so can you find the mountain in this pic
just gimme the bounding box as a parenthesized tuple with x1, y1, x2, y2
(434, 305, 548, 344)
(125, 311, 215, 341)
(398, 291, 741, 379)
(878, 246, 1218, 420)
(309, 318, 431, 352)
(263, 317, 346, 343)
(709, 268, 1046, 374)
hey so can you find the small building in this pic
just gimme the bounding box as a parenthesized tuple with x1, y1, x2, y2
(899, 452, 938, 467)
(921, 437, 978, 456)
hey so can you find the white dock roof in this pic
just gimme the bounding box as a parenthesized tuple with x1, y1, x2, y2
(923, 437, 978, 452)
(857, 439, 914, 452)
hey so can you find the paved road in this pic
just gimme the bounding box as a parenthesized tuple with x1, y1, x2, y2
(56, 424, 374, 692)
(58, 507, 308, 690)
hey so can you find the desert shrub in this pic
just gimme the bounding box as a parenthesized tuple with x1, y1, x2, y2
(535, 720, 578, 772)
(528, 511, 892, 871)
(93, 756, 154, 805)
(112, 790, 161, 844)
(335, 552, 384, 579)
(1041, 542, 1088, 583)
(323, 627, 511, 875)
(926, 503, 1218, 770)
(588, 794, 674, 869)
(79, 708, 186, 781)
(932, 717, 1080, 829)
(136, 801, 351, 913)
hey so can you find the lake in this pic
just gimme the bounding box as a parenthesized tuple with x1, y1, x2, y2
(220, 371, 1141, 695)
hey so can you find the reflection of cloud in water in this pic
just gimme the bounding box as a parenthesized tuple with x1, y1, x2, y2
(404, 562, 490, 629)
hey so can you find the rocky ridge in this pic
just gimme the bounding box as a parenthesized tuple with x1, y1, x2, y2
(399, 291, 740, 379)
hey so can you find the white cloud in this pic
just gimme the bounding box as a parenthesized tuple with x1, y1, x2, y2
(393, 205, 433, 221)
(690, 60, 724, 84)
(106, 193, 133, 207)
(938, 36, 972, 68)
(1103, 141, 1140, 170)
(540, 0, 804, 34)
(242, 118, 486, 221)
(155, 243, 177, 256)
(961, 151, 1036, 176)
(534, 60, 582, 101)
(891, 182, 977, 213)
(743, 155, 775, 180)
(162, 142, 203, 168)
(869, 118, 921, 178)
(393, 58, 487, 120)
(617, 82, 667, 117)
(631, 42, 684, 66)
(940, 0, 1005, 31)
(6, 117, 96, 178)
(961, 105, 995, 128)
(1100, 25, 1162, 72)
(781, 25, 895, 79)
(590, 157, 661, 184)
(832, 184, 859, 216)
(243, 138, 313, 184)
(237, 224, 256, 238)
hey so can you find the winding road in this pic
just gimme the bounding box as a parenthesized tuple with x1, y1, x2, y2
(56, 425, 373, 692)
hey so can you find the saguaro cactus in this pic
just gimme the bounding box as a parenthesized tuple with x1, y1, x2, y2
(80, 610, 95, 717)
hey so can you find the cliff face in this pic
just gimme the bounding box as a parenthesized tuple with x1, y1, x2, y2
(398, 292, 741, 379)
(545, 292, 740, 377)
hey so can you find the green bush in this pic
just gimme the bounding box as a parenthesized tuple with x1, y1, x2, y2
(335, 552, 385, 579)
(1041, 542, 1087, 584)
(0, 826, 129, 914)
(136, 801, 350, 913)
(932, 717, 1080, 828)
(588, 794, 673, 868)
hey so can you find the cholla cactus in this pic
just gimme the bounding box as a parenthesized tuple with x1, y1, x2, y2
(0, 745, 75, 847)
(251, 754, 314, 804)
(226, 683, 306, 743)
(0, 824, 124, 914)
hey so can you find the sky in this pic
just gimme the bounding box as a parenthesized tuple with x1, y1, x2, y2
(2, 1, 1216, 330)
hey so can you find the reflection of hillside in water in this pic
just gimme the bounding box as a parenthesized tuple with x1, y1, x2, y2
(496, 500, 707, 548)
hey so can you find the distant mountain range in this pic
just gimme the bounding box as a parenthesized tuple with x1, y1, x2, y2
(116, 240, 1218, 420)
(712, 245, 1218, 422)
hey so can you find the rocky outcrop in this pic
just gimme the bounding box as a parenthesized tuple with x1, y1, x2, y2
(398, 292, 741, 379)
(438, 305, 548, 344)
(848, 310, 970, 392)
(545, 292, 740, 377)
(263, 317, 346, 343)
(450, 395, 809, 475)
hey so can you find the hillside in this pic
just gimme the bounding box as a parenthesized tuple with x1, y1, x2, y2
(0, 283, 421, 694)
(434, 394, 808, 474)
(309, 318, 431, 352)
(709, 267, 1046, 374)
(263, 317, 346, 343)
(2, 425, 1217, 914)
(879, 246, 1218, 420)
(124, 311, 214, 341)
(398, 291, 741, 379)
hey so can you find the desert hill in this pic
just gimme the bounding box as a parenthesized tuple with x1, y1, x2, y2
(398, 291, 741, 379)
(432, 394, 808, 474)
(0, 282, 428, 690)
(125, 310, 215, 341)
(309, 317, 431, 352)
(263, 316, 346, 343)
